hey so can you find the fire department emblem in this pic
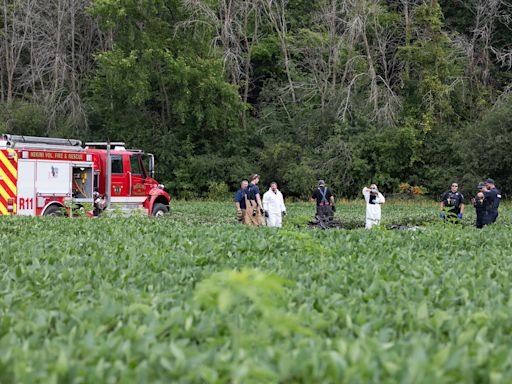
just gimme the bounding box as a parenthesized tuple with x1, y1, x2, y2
(114, 185, 122, 194)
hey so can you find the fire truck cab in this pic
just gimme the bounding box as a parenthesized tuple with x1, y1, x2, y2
(0, 134, 170, 217)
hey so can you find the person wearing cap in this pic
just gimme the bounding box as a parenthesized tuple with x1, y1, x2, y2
(234, 180, 249, 224)
(311, 180, 335, 218)
(440, 182, 465, 222)
(482, 178, 501, 223)
(262, 182, 286, 227)
(244, 174, 265, 226)
(472, 182, 490, 229)
(362, 184, 386, 229)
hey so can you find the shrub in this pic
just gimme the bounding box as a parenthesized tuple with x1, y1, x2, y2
(399, 182, 427, 195)
(207, 181, 229, 201)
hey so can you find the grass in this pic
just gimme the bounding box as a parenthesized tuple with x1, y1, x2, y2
(167, 199, 511, 228)
(1, 200, 512, 383)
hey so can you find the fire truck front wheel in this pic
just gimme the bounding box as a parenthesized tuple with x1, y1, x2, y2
(152, 203, 169, 217)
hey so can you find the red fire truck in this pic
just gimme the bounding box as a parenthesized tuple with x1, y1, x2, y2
(0, 134, 170, 217)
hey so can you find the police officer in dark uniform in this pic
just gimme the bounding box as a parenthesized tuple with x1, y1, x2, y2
(483, 178, 501, 223)
(440, 182, 465, 222)
(472, 182, 489, 229)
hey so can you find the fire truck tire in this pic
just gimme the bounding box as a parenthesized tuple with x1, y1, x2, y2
(44, 205, 64, 217)
(152, 203, 168, 217)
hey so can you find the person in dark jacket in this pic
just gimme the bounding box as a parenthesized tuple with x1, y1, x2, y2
(473, 182, 490, 229)
(483, 178, 501, 223)
(311, 180, 335, 218)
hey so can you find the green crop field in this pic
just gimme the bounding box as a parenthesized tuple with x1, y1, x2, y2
(2, 201, 512, 383)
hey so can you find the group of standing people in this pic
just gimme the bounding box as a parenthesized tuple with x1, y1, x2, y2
(234, 176, 386, 229)
(440, 178, 501, 228)
(234, 175, 502, 229)
(234, 174, 286, 227)
(312, 180, 386, 229)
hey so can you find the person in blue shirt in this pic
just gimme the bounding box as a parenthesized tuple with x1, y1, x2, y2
(244, 174, 264, 226)
(234, 180, 249, 223)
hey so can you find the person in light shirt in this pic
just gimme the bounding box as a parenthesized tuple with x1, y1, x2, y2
(262, 182, 286, 227)
(362, 184, 385, 229)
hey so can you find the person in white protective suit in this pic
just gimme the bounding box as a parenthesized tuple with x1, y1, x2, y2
(362, 184, 385, 229)
(262, 182, 286, 227)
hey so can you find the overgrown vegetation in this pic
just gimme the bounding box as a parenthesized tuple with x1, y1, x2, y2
(1, 1, 512, 198)
(2, 201, 512, 382)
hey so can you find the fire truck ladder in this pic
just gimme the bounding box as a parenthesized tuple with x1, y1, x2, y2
(1, 134, 84, 152)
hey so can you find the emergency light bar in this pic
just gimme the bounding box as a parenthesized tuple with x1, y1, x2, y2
(85, 142, 125, 148)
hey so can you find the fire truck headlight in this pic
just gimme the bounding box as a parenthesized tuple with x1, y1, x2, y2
(157, 184, 165, 190)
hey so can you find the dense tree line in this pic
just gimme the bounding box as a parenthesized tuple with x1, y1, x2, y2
(1, 0, 512, 198)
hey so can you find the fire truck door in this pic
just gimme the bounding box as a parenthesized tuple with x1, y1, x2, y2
(110, 155, 126, 197)
(129, 155, 146, 196)
(17, 160, 36, 215)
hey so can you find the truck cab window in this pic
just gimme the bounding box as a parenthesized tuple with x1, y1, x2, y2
(94, 172, 99, 189)
(130, 155, 143, 175)
(111, 156, 123, 174)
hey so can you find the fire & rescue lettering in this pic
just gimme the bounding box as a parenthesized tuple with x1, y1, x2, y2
(28, 151, 86, 161)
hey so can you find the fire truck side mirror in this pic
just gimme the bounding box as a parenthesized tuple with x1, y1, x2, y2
(148, 154, 155, 178)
